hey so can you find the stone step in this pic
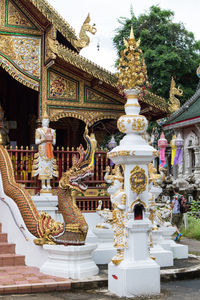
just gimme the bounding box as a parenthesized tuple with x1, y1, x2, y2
(0, 243, 15, 254)
(0, 266, 71, 295)
(0, 254, 25, 267)
(0, 233, 8, 243)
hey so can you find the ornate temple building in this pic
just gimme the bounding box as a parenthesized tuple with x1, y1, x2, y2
(0, 0, 168, 148)
(163, 68, 200, 191)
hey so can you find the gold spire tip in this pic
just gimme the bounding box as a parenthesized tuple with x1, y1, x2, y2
(130, 26, 134, 40)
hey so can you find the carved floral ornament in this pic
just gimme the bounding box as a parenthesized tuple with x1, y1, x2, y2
(49, 71, 78, 100)
(117, 115, 147, 134)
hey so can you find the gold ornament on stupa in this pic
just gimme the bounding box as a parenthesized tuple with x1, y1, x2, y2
(117, 27, 149, 92)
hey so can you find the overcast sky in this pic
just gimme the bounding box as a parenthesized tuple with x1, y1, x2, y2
(47, 0, 200, 73)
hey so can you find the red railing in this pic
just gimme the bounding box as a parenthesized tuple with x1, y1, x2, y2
(6, 146, 112, 212)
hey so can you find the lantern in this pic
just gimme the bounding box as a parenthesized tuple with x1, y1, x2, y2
(158, 132, 168, 168)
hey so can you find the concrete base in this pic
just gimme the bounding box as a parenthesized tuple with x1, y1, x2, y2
(93, 242, 116, 264)
(160, 239, 188, 259)
(92, 228, 115, 264)
(150, 245, 173, 267)
(40, 244, 99, 280)
(108, 259, 160, 298)
(159, 227, 188, 259)
(171, 243, 188, 259)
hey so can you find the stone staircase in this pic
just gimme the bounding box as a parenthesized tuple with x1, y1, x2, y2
(0, 223, 25, 267)
(0, 223, 71, 295)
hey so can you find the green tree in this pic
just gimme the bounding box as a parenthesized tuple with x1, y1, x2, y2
(113, 6, 200, 103)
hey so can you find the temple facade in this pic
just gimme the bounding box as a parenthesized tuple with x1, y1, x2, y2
(163, 68, 200, 196)
(0, 0, 168, 148)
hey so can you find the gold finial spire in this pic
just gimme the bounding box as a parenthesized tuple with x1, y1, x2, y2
(117, 27, 149, 92)
(130, 26, 134, 40)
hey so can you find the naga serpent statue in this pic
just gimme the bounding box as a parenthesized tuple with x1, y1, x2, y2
(74, 13, 97, 49)
(168, 77, 183, 113)
(0, 127, 96, 246)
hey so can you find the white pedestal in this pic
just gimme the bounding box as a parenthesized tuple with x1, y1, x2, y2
(32, 194, 62, 221)
(109, 259, 160, 298)
(160, 227, 188, 259)
(150, 229, 173, 267)
(92, 228, 116, 264)
(108, 219, 160, 298)
(41, 244, 99, 279)
(150, 245, 173, 267)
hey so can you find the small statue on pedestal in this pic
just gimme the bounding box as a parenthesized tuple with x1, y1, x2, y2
(32, 112, 58, 192)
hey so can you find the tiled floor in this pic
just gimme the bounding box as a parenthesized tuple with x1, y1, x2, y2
(0, 265, 71, 294)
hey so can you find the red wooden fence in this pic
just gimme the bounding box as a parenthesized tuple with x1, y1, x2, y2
(6, 146, 112, 212)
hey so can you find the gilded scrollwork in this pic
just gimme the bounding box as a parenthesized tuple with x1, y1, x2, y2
(0, 34, 41, 79)
(7, 0, 35, 28)
(132, 116, 146, 132)
(0, 54, 39, 90)
(0, 0, 5, 26)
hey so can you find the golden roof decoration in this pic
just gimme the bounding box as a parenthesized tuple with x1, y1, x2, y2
(74, 13, 97, 50)
(117, 27, 149, 92)
(47, 37, 115, 86)
(28, 0, 79, 51)
(168, 77, 183, 114)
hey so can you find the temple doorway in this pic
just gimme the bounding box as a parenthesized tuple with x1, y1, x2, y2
(0, 68, 38, 147)
(51, 117, 118, 149)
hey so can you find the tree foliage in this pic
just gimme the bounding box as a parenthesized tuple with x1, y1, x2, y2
(113, 6, 200, 103)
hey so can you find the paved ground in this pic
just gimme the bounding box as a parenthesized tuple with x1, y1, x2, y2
(0, 236, 200, 298)
(180, 237, 200, 254)
(0, 278, 200, 300)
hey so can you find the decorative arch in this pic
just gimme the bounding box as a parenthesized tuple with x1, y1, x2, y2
(130, 199, 147, 210)
(0, 54, 39, 91)
(49, 110, 119, 126)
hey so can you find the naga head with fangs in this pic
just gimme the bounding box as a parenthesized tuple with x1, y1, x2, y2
(59, 126, 97, 192)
